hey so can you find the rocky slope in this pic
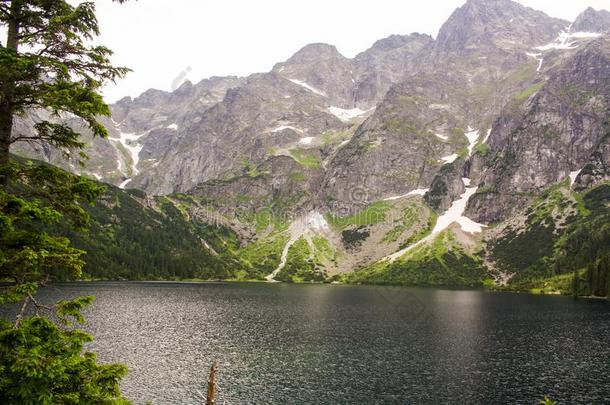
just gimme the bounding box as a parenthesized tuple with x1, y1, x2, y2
(433, 0, 567, 55)
(572, 7, 610, 33)
(467, 38, 610, 223)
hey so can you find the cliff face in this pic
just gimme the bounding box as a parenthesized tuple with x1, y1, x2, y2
(467, 39, 610, 223)
(434, 0, 567, 55)
(321, 73, 469, 210)
(571, 7, 610, 33)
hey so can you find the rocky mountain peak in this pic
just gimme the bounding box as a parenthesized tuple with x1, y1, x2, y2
(115, 96, 132, 105)
(435, 0, 567, 54)
(273, 42, 356, 106)
(351, 33, 432, 105)
(355, 33, 432, 62)
(282, 43, 347, 65)
(571, 7, 610, 33)
(366, 33, 432, 52)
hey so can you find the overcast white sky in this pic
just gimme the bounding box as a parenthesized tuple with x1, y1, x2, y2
(92, 0, 610, 102)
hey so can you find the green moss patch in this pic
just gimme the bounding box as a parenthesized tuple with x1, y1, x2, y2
(326, 201, 392, 230)
(289, 149, 321, 169)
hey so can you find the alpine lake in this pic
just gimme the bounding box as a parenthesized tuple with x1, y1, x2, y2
(3, 282, 609, 404)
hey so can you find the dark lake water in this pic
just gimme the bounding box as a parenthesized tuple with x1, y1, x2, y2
(4, 282, 610, 404)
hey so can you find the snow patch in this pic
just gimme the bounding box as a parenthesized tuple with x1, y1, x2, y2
(408, 188, 429, 196)
(299, 137, 314, 145)
(569, 169, 582, 186)
(110, 129, 144, 176)
(440, 154, 458, 164)
(384, 181, 485, 262)
(435, 133, 449, 141)
(167, 123, 178, 130)
(535, 29, 602, 51)
(328, 106, 367, 122)
(288, 79, 326, 97)
(383, 188, 429, 201)
(119, 178, 132, 189)
(455, 211, 486, 234)
(569, 31, 603, 39)
(526, 52, 544, 72)
(465, 127, 479, 157)
(432, 186, 483, 234)
(481, 129, 492, 144)
(110, 121, 147, 190)
(306, 212, 329, 232)
(272, 125, 301, 133)
(116, 158, 124, 173)
(266, 211, 330, 282)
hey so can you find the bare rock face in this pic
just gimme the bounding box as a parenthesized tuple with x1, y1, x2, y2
(272, 43, 356, 107)
(114, 76, 244, 133)
(575, 135, 610, 191)
(352, 33, 433, 105)
(121, 30, 437, 195)
(12, 110, 120, 180)
(189, 155, 324, 221)
(434, 0, 567, 55)
(572, 7, 610, 33)
(467, 38, 610, 223)
(131, 72, 347, 194)
(321, 73, 469, 210)
(318, 0, 576, 211)
(425, 159, 467, 212)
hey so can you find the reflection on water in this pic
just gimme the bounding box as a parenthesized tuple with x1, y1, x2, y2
(2, 282, 609, 404)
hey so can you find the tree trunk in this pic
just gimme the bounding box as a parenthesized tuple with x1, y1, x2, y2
(0, 99, 14, 166)
(0, 0, 21, 166)
(205, 361, 218, 405)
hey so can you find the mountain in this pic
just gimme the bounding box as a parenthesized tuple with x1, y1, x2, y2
(572, 7, 610, 33)
(15, 32, 434, 195)
(12, 76, 244, 185)
(468, 38, 610, 223)
(433, 0, 567, 55)
(11, 0, 610, 296)
(352, 33, 434, 103)
(125, 34, 433, 195)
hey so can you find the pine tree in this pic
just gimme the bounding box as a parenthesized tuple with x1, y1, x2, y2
(607, 263, 610, 300)
(1, 1, 132, 402)
(0, 0, 130, 166)
(586, 261, 594, 294)
(571, 270, 579, 298)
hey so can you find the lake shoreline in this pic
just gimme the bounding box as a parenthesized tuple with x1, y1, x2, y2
(41, 278, 610, 300)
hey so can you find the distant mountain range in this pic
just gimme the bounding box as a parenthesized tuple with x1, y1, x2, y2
(14, 0, 610, 294)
